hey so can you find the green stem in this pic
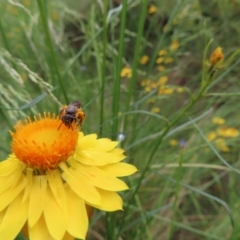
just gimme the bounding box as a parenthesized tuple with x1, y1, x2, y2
(125, 0, 148, 113)
(168, 149, 184, 240)
(122, 0, 148, 150)
(36, 0, 68, 103)
(112, 0, 128, 139)
(99, 0, 108, 136)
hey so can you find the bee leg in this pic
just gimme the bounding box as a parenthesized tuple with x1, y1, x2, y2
(76, 118, 83, 128)
(76, 110, 85, 129)
(58, 122, 63, 130)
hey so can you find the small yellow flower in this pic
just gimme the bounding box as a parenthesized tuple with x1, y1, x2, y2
(163, 25, 169, 32)
(170, 40, 179, 51)
(141, 80, 146, 87)
(13, 27, 20, 33)
(23, 0, 31, 6)
(157, 76, 168, 85)
(151, 107, 160, 113)
(121, 66, 132, 78)
(148, 4, 157, 14)
(156, 57, 164, 64)
(51, 12, 59, 21)
(150, 82, 158, 89)
(159, 87, 174, 95)
(141, 79, 151, 87)
(157, 65, 165, 72)
(144, 86, 152, 93)
(21, 73, 28, 82)
(6, 32, 12, 38)
(212, 117, 225, 125)
(163, 88, 174, 94)
(210, 47, 224, 66)
(176, 87, 184, 93)
(217, 126, 239, 138)
(139, 55, 149, 65)
(7, 5, 18, 15)
(169, 139, 178, 146)
(16, 44, 23, 49)
(173, 18, 179, 25)
(147, 98, 155, 104)
(215, 138, 230, 152)
(158, 49, 167, 56)
(0, 113, 137, 240)
(206, 131, 217, 141)
(164, 57, 174, 64)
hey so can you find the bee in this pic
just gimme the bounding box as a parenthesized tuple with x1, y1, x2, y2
(58, 100, 85, 130)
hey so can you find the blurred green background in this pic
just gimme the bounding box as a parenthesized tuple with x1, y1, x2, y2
(1, 0, 240, 239)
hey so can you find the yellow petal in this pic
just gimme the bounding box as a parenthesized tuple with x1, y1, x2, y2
(75, 150, 125, 165)
(0, 157, 21, 176)
(29, 214, 54, 240)
(28, 175, 47, 227)
(0, 191, 28, 239)
(72, 154, 108, 166)
(0, 164, 23, 195)
(46, 170, 67, 216)
(0, 175, 26, 211)
(88, 188, 123, 211)
(77, 134, 97, 149)
(73, 163, 129, 191)
(61, 164, 101, 206)
(22, 168, 33, 202)
(94, 139, 118, 152)
(44, 185, 66, 240)
(65, 185, 88, 239)
(99, 162, 138, 177)
(63, 232, 75, 240)
(0, 208, 7, 226)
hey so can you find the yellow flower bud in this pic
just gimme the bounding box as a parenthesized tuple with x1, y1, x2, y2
(210, 47, 224, 66)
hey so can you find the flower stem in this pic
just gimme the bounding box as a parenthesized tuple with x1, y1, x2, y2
(36, 0, 68, 103)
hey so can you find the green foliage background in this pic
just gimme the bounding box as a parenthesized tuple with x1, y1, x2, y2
(1, 0, 240, 239)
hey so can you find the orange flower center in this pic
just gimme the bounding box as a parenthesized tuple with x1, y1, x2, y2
(11, 113, 78, 171)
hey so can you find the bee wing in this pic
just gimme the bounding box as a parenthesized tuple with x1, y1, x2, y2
(71, 100, 82, 108)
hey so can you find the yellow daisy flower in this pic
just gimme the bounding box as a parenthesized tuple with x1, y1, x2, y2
(0, 113, 137, 240)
